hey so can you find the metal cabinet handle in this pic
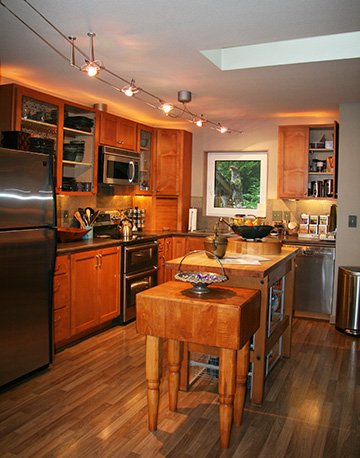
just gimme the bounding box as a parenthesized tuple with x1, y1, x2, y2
(96, 254, 99, 268)
(53, 283, 61, 292)
(118, 140, 124, 145)
(99, 254, 102, 268)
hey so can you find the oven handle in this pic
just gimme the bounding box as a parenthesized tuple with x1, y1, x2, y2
(124, 266, 158, 281)
(125, 242, 159, 253)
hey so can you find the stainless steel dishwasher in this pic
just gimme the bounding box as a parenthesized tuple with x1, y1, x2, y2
(283, 242, 335, 315)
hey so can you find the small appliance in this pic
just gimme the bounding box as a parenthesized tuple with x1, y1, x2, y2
(98, 146, 140, 186)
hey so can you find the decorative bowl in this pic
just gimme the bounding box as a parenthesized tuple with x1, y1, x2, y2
(57, 227, 90, 242)
(230, 224, 274, 240)
(174, 250, 228, 294)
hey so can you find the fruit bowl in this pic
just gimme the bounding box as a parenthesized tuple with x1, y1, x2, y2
(230, 224, 274, 240)
(57, 227, 90, 242)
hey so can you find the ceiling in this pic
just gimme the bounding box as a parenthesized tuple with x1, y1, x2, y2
(1, 0, 359, 133)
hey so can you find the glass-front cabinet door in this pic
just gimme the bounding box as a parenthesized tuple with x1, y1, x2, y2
(60, 103, 97, 194)
(136, 124, 153, 195)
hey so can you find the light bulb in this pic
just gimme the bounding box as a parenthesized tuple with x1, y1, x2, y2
(87, 65, 98, 77)
(217, 125, 228, 133)
(195, 118, 203, 127)
(161, 103, 173, 114)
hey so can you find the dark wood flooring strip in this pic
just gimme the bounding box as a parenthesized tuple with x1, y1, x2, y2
(0, 318, 359, 457)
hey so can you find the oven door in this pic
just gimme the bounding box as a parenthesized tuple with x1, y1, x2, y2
(122, 267, 157, 323)
(124, 242, 158, 274)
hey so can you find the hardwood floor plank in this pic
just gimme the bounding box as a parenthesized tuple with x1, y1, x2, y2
(0, 319, 359, 457)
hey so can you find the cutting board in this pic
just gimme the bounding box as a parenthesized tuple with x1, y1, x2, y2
(227, 237, 282, 255)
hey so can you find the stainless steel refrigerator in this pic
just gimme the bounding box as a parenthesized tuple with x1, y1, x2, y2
(0, 147, 56, 388)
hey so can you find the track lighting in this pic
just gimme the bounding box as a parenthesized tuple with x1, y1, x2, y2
(160, 102, 174, 114)
(2, 1, 244, 134)
(80, 32, 103, 77)
(121, 79, 140, 97)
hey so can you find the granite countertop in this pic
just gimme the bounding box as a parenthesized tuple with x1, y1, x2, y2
(56, 229, 335, 255)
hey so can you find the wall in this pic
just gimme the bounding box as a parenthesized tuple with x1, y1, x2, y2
(190, 115, 338, 229)
(332, 104, 360, 320)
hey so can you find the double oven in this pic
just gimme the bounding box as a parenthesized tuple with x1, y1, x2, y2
(94, 211, 158, 324)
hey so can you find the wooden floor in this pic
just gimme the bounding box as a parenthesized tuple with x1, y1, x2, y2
(0, 318, 359, 458)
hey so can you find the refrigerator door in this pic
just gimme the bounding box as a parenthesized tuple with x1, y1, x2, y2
(0, 228, 56, 387)
(0, 148, 56, 230)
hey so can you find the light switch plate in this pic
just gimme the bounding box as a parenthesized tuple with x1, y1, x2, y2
(284, 211, 291, 221)
(349, 215, 357, 228)
(272, 210, 282, 221)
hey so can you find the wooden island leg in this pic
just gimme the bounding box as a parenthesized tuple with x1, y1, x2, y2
(146, 335, 162, 431)
(167, 339, 182, 411)
(219, 348, 236, 449)
(234, 341, 250, 426)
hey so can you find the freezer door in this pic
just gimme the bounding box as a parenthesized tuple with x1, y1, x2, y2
(0, 228, 56, 387)
(0, 148, 55, 229)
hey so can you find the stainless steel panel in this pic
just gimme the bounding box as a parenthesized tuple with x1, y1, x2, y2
(0, 228, 55, 387)
(0, 148, 55, 229)
(292, 245, 335, 314)
(123, 242, 158, 274)
(336, 267, 360, 335)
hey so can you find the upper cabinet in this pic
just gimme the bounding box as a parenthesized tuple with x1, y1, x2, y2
(136, 124, 154, 195)
(61, 103, 98, 194)
(99, 111, 137, 150)
(278, 122, 338, 200)
(0, 84, 99, 195)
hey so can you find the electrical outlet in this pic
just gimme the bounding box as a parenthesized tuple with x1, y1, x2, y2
(284, 211, 291, 221)
(349, 215, 357, 228)
(272, 210, 282, 221)
(63, 210, 69, 219)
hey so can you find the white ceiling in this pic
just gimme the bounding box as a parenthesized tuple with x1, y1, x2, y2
(1, 0, 359, 132)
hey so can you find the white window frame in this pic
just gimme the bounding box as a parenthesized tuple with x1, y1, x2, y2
(206, 151, 268, 218)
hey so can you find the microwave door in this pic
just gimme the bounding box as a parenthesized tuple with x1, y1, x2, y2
(104, 154, 130, 185)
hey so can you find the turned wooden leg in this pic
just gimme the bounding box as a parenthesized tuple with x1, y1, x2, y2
(234, 341, 250, 426)
(219, 348, 236, 449)
(146, 335, 161, 431)
(168, 339, 182, 411)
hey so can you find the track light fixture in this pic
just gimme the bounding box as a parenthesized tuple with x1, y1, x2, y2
(121, 79, 140, 97)
(80, 32, 103, 77)
(1, 0, 244, 134)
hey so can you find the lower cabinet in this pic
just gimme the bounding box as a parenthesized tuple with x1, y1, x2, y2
(71, 246, 120, 335)
(53, 255, 70, 348)
(157, 237, 173, 284)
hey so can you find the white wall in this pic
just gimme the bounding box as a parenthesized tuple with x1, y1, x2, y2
(332, 104, 360, 319)
(191, 115, 337, 200)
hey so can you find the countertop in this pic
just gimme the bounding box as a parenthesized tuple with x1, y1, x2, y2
(56, 229, 335, 255)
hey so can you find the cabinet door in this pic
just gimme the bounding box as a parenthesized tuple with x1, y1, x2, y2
(187, 236, 205, 252)
(99, 112, 137, 150)
(164, 237, 174, 282)
(153, 197, 179, 231)
(54, 307, 70, 345)
(155, 129, 180, 195)
(98, 247, 120, 323)
(137, 124, 153, 194)
(157, 237, 165, 284)
(71, 251, 98, 335)
(278, 126, 308, 199)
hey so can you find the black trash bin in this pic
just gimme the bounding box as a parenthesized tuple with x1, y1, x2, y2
(335, 266, 360, 336)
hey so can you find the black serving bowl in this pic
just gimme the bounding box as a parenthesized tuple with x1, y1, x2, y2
(230, 224, 274, 240)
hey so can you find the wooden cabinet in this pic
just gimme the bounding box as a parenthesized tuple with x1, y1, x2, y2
(157, 237, 173, 284)
(0, 83, 99, 195)
(70, 246, 120, 335)
(53, 255, 70, 347)
(136, 124, 154, 194)
(186, 236, 205, 252)
(99, 111, 137, 150)
(61, 103, 98, 195)
(152, 129, 192, 231)
(278, 122, 338, 199)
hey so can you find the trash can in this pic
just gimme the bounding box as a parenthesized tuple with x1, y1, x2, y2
(335, 267, 360, 336)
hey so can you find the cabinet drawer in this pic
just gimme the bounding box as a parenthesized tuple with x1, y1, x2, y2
(53, 274, 69, 310)
(54, 307, 70, 344)
(54, 255, 69, 276)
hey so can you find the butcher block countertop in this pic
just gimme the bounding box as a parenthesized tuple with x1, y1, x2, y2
(165, 246, 299, 279)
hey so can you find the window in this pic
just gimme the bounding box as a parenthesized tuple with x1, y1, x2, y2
(206, 151, 268, 217)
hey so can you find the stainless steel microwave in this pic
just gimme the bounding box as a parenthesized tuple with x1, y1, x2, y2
(98, 146, 140, 186)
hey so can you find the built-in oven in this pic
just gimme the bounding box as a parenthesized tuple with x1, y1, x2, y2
(121, 241, 158, 323)
(98, 145, 140, 186)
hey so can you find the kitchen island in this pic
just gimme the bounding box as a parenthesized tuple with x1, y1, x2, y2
(165, 246, 298, 406)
